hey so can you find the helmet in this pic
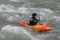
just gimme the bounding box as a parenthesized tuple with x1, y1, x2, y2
(32, 13, 37, 16)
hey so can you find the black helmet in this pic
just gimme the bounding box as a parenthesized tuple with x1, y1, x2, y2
(32, 13, 37, 16)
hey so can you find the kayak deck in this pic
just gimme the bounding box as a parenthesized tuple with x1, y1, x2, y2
(19, 22, 54, 32)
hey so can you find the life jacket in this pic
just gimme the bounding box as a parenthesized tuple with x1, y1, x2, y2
(29, 17, 38, 25)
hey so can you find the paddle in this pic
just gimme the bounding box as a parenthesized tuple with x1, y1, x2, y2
(38, 13, 43, 25)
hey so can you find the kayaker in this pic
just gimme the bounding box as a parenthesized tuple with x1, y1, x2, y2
(29, 13, 40, 25)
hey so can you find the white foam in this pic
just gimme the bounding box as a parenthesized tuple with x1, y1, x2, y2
(0, 4, 54, 14)
(1, 25, 20, 33)
(1, 25, 31, 37)
(0, 4, 55, 23)
(17, 7, 29, 14)
(1, 25, 32, 40)
(53, 16, 60, 22)
(0, 4, 16, 13)
(10, 0, 20, 2)
(0, 34, 5, 39)
(7, 16, 15, 22)
(21, 28, 32, 37)
(6, 14, 23, 22)
(0, 4, 30, 14)
(40, 8, 54, 15)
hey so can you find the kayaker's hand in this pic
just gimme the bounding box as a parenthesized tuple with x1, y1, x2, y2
(37, 23, 39, 24)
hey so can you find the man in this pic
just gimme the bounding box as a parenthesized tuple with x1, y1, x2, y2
(29, 13, 40, 25)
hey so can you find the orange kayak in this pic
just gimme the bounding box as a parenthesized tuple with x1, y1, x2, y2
(19, 22, 54, 32)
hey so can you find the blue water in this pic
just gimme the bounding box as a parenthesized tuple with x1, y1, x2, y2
(0, 0, 60, 40)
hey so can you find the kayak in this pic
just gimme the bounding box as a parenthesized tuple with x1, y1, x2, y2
(19, 22, 54, 32)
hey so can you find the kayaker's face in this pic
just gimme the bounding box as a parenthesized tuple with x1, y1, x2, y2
(34, 16, 37, 18)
